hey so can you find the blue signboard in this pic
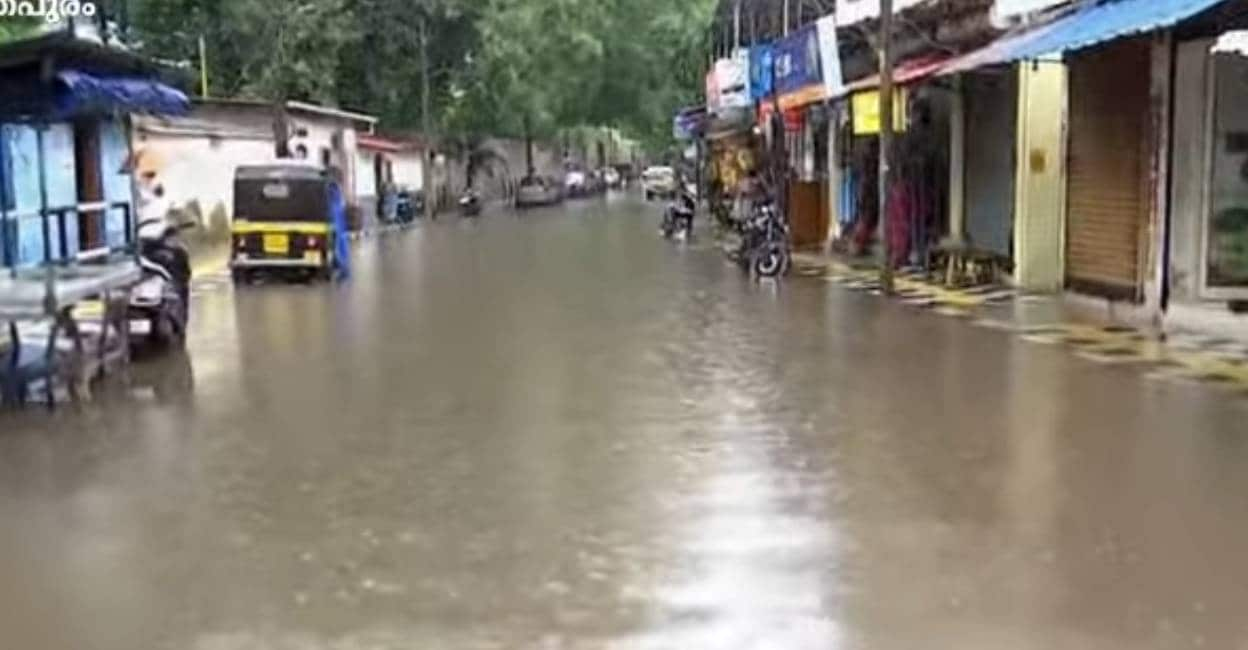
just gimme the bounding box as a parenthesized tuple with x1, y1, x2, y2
(772, 24, 823, 97)
(749, 44, 774, 101)
(673, 105, 707, 140)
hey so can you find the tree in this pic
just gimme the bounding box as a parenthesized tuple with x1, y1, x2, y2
(124, 0, 719, 156)
(335, 0, 481, 129)
(0, 17, 39, 43)
(129, 0, 355, 102)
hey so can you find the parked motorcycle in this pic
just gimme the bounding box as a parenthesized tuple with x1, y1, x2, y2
(129, 217, 193, 349)
(395, 189, 423, 223)
(661, 183, 696, 239)
(737, 197, 790, 278)
(458, 189, 482, 217)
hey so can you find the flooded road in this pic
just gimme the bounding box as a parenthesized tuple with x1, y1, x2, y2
(2, 196, 1248, 650)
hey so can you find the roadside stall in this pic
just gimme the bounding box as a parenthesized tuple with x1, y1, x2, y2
(0, 31, 189, 407)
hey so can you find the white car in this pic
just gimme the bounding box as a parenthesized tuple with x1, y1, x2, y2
(564, 170, 587, 194)
(642, 166, 676, 201)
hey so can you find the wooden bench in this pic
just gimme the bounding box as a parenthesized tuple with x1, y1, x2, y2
(929, 239, 1013, 288)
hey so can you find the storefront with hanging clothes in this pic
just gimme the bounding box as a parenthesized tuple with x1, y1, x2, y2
(826, 56, 951, 267)
(750, 17, 846, 249)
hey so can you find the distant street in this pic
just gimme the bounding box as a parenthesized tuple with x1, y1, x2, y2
(2, 196, 1247, 650)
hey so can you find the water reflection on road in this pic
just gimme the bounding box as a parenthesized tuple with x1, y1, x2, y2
(1, 196, 1247, 650)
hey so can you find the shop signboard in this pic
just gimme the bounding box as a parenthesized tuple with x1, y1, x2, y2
(716, 49, 751, 111)
(774, 24, 825, 109)
(673, 105, 707, 141)
(750, 44, 774, 101)
(815, 14, 844, 98)
(850, 89, 908, 136)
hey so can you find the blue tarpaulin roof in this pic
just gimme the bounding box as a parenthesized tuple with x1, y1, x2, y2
(54, 70, 190, 119)
(942, 0, 1226, 74)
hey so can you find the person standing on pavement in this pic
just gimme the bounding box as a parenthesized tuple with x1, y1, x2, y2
(326, 167, 351, 281)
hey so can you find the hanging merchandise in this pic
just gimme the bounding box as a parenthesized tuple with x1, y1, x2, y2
(711, 136, 755, 196)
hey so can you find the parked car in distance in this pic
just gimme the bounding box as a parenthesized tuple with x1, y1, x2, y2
(516, 175, 564, 208)
(564, 169, 589, 197)
(642, 166, 676, 201)
(602, 167, 621, 189)
(586, 170, 608, 195)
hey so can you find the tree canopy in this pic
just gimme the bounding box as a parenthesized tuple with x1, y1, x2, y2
(123, 0, 714, 153)
(0, 16, 38, 42)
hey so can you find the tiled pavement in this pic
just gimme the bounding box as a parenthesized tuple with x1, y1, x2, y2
(790, 251, 1248, 395)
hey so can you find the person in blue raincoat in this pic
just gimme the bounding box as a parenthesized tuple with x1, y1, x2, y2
(328, 177, 351, 280)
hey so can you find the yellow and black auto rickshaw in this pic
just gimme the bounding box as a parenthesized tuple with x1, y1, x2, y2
(230, 164, 337, 282)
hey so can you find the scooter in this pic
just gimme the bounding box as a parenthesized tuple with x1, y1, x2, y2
(661, 184, 696, 239)
(737, 197, 790, 278)
(129, 217, 194, 349)
(458, 190, 482, 217)
(395, 189, 423, 224)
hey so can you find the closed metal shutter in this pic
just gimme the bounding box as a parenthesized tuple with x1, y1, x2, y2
(1065, 39, 1151, 301)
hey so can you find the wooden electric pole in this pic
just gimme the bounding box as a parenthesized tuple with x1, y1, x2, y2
(419, 16, 434, 214)
(878, 0, 895, 293)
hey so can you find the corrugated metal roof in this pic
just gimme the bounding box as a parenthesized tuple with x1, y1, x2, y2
(941, 0, 1227, 75)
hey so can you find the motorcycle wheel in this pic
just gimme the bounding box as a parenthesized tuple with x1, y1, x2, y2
(753, 243, 790, 278)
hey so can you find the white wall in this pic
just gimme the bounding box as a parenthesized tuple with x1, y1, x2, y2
(393, 151, 424, 192)
(1170, 38, 1213, 304)
(131, 120, 275, 228)
(288, 113, 366, 205)
(356, 149, 378, 199)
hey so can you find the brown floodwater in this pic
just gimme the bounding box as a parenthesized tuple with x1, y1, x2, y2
(2, 196, 1247, 649)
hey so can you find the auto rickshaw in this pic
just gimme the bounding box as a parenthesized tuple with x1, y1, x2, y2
(230, 164, 337, 283)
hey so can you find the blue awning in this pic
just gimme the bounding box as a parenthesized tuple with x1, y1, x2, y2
(53, 70, 190, 119)
(942, 0, 1226, 75)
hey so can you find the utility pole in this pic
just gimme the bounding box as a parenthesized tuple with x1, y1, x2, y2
(420, 17, 431, 142)
(198, 35, 210, 98)
(419, 16, 434, 214)
(878, 0, 895, 293)
(733, 1, 741, 51)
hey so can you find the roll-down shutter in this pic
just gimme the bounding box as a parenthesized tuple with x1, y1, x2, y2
(1065, 38, 1150, 300)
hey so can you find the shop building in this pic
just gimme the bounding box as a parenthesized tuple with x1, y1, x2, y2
(1166, 4, 1248, 340)
(710, 0, 1247, 344)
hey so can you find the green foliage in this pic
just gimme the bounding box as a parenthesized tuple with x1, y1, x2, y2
(0, 17, 39, 43)
(125, 0, 716, 152)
